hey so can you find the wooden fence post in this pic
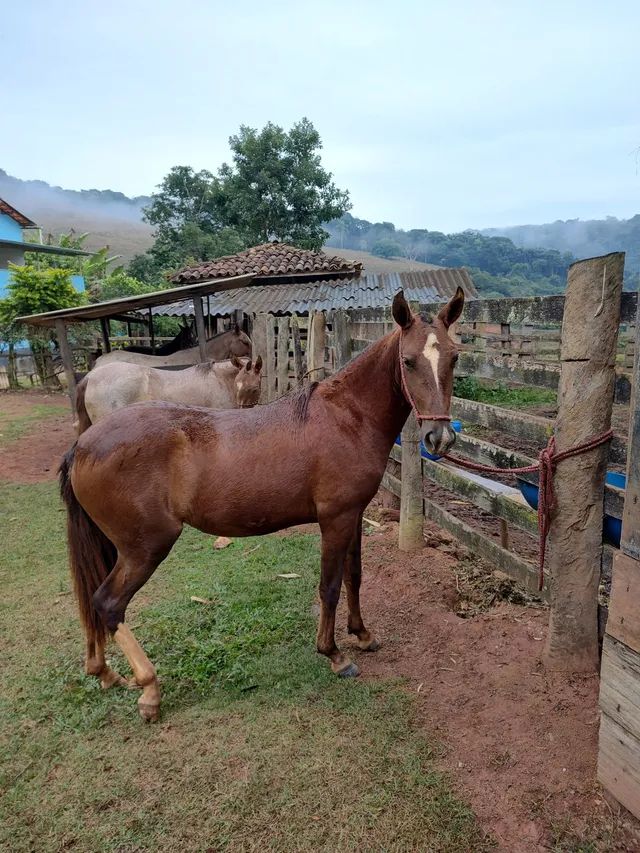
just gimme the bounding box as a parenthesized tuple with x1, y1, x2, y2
(251, 314, 268, 403)
(307, 311, 326, 380)
(332, 309, 351, 370)
(290, 315, 304, 387)
(544, 253, 624, 671)
(598, 292, 640, 817)
(399, 416, 424, 551)
(276, 317, 290, 398)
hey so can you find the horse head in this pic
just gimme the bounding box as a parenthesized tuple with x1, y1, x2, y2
(392, 287, 464, 456)
(228, 324, 252, 358)
(230, 355, 263, 408)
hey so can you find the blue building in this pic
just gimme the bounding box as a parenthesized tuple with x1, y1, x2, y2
(0, 197, 88, 298)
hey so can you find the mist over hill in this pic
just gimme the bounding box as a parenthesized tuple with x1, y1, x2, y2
(0, 169, 153, 262)
(482, 217, 640, 283)
(2, 169, 637, 292)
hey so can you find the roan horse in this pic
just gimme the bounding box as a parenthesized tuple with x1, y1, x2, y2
(92, 325, 252, 370)
(59, 289, 464, 720)
(73, 356, 263, 434)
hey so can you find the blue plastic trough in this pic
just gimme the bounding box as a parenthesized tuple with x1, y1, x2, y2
(517, 472, 625, 548)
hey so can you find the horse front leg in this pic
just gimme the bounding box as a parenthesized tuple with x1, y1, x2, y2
(317, 513, 360, 678)
(343, 513, 381, 652)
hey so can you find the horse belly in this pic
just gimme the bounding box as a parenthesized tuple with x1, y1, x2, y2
(185, 459, 316, 537)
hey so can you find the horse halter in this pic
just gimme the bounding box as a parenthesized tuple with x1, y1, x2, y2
(398, 332, 451, 424)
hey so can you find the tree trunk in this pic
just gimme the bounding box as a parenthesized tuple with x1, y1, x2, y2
(7, 344, 19, 390)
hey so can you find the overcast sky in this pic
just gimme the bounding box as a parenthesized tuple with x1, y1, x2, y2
(2, 0, 638, 232)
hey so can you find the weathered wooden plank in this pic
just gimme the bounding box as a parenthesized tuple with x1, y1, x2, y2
(345, 293, 637, 327)
(251, 314, 268, 402)
(622, 303, 640, 561)
(451, 396, 627, 466)
(290, 315, 304, 387)
(420, 458, 538, 537)
(423, 496, 546, 598)
(276, 317, 290, 397)
(607, 551, 640, 652)
(307, 311, 326, 381)
(598, 713, 640, 818)
(454, 430, 535, 470)
(265, 314, 276, 401)
(332, 309, 352, 369)
(600, 636, 640, 739)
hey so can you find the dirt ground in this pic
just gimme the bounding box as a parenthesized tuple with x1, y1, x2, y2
(0, 390, 75, 482)
(2, 390, 639, 851)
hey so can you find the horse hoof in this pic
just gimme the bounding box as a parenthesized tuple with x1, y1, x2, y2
(138, 702, 160, 722)
(100, 669, 128, 689)
(336, 661, 360, 678)
(358, 637, 381, 652)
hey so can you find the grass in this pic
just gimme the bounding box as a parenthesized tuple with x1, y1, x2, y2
(0, 480, 492, 852)
(454, 376, 557, 410)
(0, 402, 69, 444)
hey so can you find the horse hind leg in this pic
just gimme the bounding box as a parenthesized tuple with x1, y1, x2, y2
(84, 637, 128, 689)
(93, 528, 180, 721)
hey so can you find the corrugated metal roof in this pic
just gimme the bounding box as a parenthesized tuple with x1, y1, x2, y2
(153, 270, 477, 318)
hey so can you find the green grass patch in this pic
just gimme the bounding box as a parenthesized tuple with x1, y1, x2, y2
(0, 481, 491, 852)
(0, 402, 68, 444)
(454, 376, 556, 409)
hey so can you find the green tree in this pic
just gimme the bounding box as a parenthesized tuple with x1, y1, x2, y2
(217, 118, 350, 249)
(371, 238, 402, 259)
(1, 264, 84, 387)
(25, 230, 120, 292)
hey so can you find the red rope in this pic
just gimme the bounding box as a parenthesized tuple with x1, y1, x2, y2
(442, 430, 614, 591)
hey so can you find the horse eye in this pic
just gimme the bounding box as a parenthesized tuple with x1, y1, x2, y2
(403, 357, 415, 369)
(452, 353, 459, 364)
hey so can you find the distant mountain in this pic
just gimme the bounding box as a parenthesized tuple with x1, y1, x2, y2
(482, 216, 640, 283)
(0, 169, 154, 262)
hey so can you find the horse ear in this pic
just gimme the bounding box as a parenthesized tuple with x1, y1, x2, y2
(230, 355, 242, 369)
(244, 359, 252, 371)
(234, 323, 241, 336)
(437, 286, 465, 329)
(392, 291, 413, 330)
(254, 355, 263, 374)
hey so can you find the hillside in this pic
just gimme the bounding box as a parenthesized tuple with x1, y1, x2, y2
(482, 216, 640, 282)
(326, 247, 440, 273)
(0, 169, 154, 262)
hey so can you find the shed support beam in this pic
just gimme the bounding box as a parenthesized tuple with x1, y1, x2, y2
(99, 318, 111, 353)
(55, 319, 77, 410)
(193, 297, 208, 363)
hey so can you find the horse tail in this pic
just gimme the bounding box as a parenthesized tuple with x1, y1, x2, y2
(59, 446, 116, 647)
(74, 375, 92, 434)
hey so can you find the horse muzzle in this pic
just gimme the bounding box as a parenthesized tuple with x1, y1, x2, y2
(421, 421, 456, 456)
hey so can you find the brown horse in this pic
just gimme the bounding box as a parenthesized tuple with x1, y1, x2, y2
(59, 289, 464, 720)
(92, 325, 251, 370)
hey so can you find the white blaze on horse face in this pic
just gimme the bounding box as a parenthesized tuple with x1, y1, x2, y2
(422, 332, 440, 390)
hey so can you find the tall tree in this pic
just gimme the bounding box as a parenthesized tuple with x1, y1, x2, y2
(217, 118, 350, 250)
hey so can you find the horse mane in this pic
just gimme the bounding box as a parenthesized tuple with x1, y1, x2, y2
(193, 361, 217, 374)
(288, 382, 319, 423)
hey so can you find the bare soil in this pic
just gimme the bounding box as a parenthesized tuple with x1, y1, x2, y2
(0, 390, 75, 483)
(3, 391, 638, 851)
